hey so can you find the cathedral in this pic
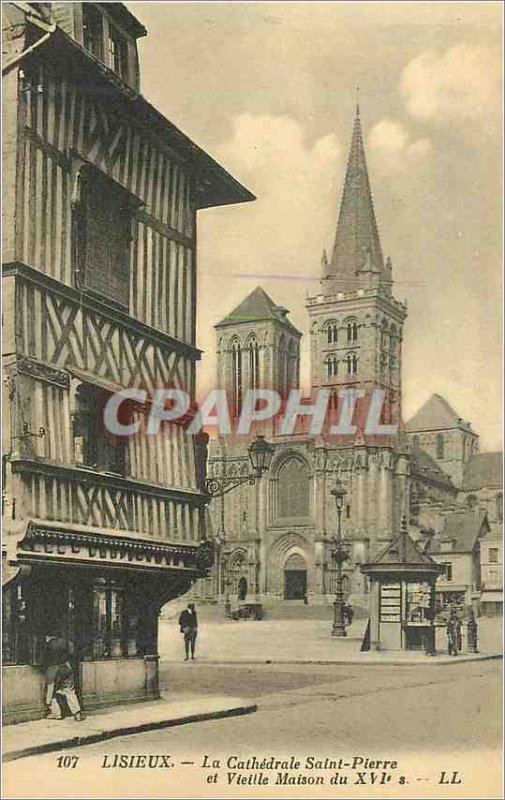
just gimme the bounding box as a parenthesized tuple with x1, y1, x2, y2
(198, 107, 502, 614)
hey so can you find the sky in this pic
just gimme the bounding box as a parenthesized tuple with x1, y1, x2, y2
(128, 1, 503, 451)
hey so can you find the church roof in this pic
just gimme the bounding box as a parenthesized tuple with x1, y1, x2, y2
(462, 452, 503, 491)
(215, 287, 301, 334)
(326, 106, 384, 284)
(410, 443, 457, 491)
(406, 394, 473, 433)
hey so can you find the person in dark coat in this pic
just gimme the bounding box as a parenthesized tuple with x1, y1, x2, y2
(178, 603, 198, 661)
(447, 610, 462, 656)
(44, 636, 85, 721)
(343, 603, 354, 626)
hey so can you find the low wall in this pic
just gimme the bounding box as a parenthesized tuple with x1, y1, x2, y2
(2, 655, 160, 725)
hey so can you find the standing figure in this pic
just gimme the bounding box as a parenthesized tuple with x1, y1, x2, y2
(44, 636, 86, 721)
(343, 603, 354, 626)
(178, 603, 198, 661)
(467, 610, 479, 653)
(446, 610, 462, 656)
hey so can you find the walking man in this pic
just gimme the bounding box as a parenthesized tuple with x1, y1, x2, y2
(44, 636, 86, 721)
(178, 603, 198, 661)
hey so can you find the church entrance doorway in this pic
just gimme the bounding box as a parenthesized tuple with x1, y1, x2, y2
(283, 553, 307, 600)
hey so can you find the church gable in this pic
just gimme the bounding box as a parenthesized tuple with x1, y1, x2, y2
(406, 394, 471, 433)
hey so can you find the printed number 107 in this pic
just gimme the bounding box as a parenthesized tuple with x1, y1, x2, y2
(56, 755, 79, 768)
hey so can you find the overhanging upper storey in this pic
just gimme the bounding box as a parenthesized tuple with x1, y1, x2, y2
(2, 4, 255, 211)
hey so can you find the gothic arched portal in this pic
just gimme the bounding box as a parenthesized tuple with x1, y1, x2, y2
(283, 552, 307, 600)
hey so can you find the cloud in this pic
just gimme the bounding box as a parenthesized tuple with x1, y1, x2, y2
(201, 114, 342, 275)
(367, 118, 432, 173)
(400, 43, 501, 123)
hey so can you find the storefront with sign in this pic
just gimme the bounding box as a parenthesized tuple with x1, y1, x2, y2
(361, 520, 445, 652)
(3, 521, 213, 723)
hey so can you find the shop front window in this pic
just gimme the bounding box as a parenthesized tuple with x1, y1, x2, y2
(92, 583, 139, 659)
(93, 586, 124, 659)
(2, 584, 24, 664)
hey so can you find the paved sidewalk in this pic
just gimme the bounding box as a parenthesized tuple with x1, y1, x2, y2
(3, 695, 257, 763)
(160, 612, 503, 665)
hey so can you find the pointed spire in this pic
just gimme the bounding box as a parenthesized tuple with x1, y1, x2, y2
(328, 105, 384, 286)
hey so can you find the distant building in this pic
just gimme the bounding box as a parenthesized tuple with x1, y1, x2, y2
(461, 453, 503, 614)
(405, 394, 479, 488)
(426, 511, 490, 613)
(406, 403, 502, 615)
(200, 108, 502, 617)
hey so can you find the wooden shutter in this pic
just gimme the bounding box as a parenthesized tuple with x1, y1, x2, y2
(84, 170, 130, 308)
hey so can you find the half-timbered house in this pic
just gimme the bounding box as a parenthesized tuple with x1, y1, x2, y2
(2, 2, 253, 722)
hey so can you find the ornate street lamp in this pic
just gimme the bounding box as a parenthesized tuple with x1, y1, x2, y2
(330, 478, 351, 637)
(204, 435, 274, 497)
(204, 435, 274, 618)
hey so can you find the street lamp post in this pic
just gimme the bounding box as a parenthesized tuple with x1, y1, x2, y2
(330, 478, 350, 638)
(203, 435, 274, 497)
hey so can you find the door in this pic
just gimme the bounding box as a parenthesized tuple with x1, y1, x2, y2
(284, 570, 307, 600)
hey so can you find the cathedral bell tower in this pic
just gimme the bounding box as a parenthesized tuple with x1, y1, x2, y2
(215, 286, 302, 420)
(306, 106, 407, 428)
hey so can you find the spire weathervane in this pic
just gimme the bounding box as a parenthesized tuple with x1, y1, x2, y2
(356, 85, 360, 117)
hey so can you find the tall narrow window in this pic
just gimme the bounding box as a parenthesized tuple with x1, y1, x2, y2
(287, 340, 297, 388)
(108, 25, 128, 80)
(231, 341, 242, 415)
(325, 357, 338, 379)
(326, 324, 338, 344)
(352, 322, 358, 342)
(496, 493, 503, 524)
(352, 354, 358, 374)
(347, 323, 352, 343)
(436, 433, 444, 459)
(82, 4, 103, 59)
(73, 383, 129, 475)
(248, 337, 259, 389)
(277, 459, 310, 518)
(278, 336, 288, 395)
(73, 167, 133, 308)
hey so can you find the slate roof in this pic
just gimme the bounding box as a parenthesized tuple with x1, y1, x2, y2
(215, 287, 301, 334)
(326, 107, 385, 283)
(406, 394, 473, 432)
(410, 443, 457, 491)
(429, 511, 490, 554)
(462, 452, 503, 491)
(373, 520, 437, 566)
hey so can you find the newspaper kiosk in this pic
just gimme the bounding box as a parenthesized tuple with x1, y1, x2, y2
(361, 519, 445, 652)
